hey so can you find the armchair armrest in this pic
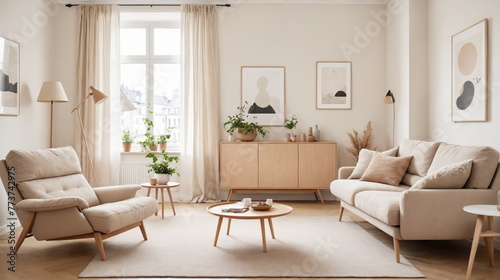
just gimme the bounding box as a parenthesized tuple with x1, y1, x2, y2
(16, 196, 89, 212)
(93, 184, 141, 204)
(400, 188, 497, 240)
(338, 166, 355, 179)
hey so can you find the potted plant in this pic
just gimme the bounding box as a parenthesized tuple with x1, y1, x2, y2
(121, 128, 134, 152)
(157, 128, 172, 151)
(223, 101, 268, 142)
(139, 112, 157, 151)
(146, 150, 179, 185)
(284, 115, 298, 142)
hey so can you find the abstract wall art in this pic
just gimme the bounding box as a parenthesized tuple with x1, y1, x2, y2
(316, 61, 351, 110)
(241, 66, 285, 126)
(451, 19, 488, 122)
(0, 36, 20, 116)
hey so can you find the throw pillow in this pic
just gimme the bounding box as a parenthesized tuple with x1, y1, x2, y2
(348, 146, 399, 179)
(360, 153, 413, 186)
(410, 159, 473, 189)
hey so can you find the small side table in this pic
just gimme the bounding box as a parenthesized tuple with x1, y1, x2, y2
(463, 204, 500, 280)
(141, 182, 180, 219)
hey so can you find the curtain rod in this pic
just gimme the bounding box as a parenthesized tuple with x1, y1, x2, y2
(65, 3, 231, 7)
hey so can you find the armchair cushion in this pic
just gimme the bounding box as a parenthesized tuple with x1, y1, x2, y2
(83, 197, 157, 233)
(93, 184, 141, 204)
(6, 146, 82, 182)
(16, 196, 89, 212)
(17, 174, 100, 207)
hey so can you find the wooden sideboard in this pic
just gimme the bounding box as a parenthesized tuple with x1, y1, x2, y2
(219, 141, 337, 203)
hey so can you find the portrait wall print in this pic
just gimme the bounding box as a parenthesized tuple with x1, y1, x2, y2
(0, 36, 20, 116)
(241, 66, 285, 126)
(316, 61, 352, 110)
(451, 19, 488, 122)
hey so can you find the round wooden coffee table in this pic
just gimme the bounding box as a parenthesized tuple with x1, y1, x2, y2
(141, 182, 180, 219)
(207, 202, 293, 252)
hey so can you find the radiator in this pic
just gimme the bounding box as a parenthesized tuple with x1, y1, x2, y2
(120, 163, 150, 185)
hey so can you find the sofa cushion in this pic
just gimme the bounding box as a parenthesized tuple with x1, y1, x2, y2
(330, 179, 409, 205)
(348, 147, 399, 179)
(428, 143, 499, 189)
(6, 146, 82, 183)
(83, 197, 158, 233)
(411, 159, 473, 189)
(401, 173, 423, 187)
(360, 154, 412, 186)
(398, 139, 440, 177)
(18, 174, 100, 207)
(354, 191, 402, 226)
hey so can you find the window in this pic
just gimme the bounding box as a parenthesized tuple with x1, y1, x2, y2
(120, 10, 181, 150)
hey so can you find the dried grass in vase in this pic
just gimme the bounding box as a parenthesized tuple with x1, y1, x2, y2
(346, 121, 375, 161)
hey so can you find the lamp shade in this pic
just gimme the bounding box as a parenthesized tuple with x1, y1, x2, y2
(89, 86, 108, 104)
(37, 81, 69, 103)
(121, 94, 137, 111)
(384, 90, 395, 104)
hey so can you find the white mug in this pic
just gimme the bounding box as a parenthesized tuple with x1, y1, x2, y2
(242, 198, 252, 208)
(266, 198, 273, 206)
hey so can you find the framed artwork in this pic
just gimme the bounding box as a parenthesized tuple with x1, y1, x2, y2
(0, 36, 20, 116)
(451, 19, 488, 122)
(241, 66, 285, 126)
(316, 61, 351, 110)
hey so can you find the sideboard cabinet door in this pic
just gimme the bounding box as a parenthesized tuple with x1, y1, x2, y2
(220, 143, 258, 189)
(298, 143, 337, 189)
(258, 143, 298, 188)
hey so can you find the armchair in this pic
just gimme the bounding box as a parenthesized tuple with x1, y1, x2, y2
(0, 146, 158, 261)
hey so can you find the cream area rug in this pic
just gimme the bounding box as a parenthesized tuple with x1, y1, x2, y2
(80, 214, 424, 278)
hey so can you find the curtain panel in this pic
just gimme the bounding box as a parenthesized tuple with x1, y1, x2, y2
(179, 5, 220, 202)
(76, 5, 121, 187)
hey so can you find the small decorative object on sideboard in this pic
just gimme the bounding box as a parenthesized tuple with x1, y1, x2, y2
(306, 127, 315, 142)
(313, 124, 320, 141)
(223, 101, 268, 142)
(284, 115, 298, 141)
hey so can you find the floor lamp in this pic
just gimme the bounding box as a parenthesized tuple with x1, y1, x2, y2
(37, 81, 69, 148)
(71, 86, 108, 187)
(384, 90, 396, 147)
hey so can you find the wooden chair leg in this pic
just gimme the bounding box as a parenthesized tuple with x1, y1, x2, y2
(15, 212, 36, 253)
(94, 232, 107, 261)
(338, 206, 344, 221)
(139, 221, 148, 240)
(393, 237, 400, 263)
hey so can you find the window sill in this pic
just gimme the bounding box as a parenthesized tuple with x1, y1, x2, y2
(121, 150, 181, 156)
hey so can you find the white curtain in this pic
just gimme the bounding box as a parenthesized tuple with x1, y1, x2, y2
(179, 5, 220, 202)
(76, 5, 121, 187)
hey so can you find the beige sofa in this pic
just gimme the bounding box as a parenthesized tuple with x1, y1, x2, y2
(330, 139, 500, 262)
(0, 146, 158, 260)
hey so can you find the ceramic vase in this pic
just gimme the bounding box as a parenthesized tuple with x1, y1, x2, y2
(313, 124, 320, 141)
(156, 174, 170, 185)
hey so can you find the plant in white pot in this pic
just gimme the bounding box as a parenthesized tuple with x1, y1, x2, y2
(223, 101, 268, 142)
(146, 150, 179, 185)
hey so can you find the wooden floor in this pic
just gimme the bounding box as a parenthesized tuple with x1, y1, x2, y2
(1, 201, 499, 280)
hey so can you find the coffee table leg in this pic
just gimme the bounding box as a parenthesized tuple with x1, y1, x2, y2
(166, 187, 176, 216)
(160, 188, 165, 219)
(260, 219, 267, 253)
(214, 217, 223, 247)
(466, 215, 484, 280)
(268, 218, 275, 239)
(226, 218, 232, 235)
(154, 189, 159, 216)
(486, 216, 495, 266)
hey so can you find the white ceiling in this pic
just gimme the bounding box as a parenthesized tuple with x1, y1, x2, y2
(58, 0, 388, 5)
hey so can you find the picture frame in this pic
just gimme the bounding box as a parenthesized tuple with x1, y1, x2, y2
(0, 36, 20, 116)
(451, 19, 488, 122)
(241, 66, 285, 127)
(316, 61, 351, 110)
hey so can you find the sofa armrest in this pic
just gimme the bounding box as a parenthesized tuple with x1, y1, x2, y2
(338, 166, 355, 179)
(93, 184, 141, 204)
(400, 188, 497, 240)
(16, 196, 89, 212)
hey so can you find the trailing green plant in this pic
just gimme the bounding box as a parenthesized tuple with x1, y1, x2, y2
(223, 101, 268, 137)
(146, 150, 179, 175)
(139, 111, 156, 148)
(121, 128, 134, 143)
(157, 127, 172, 143)
(284, 115, 298, 135)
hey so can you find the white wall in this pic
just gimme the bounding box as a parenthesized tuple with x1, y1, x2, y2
(218, 3, 388, 167)
(0, 0, 66, 234)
